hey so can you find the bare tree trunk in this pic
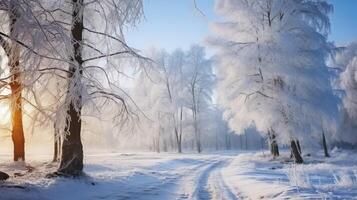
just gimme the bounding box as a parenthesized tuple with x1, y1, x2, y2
(52, 124, 61, 162)
(11, 87, 25, 161)
(9, 3, 25, 162)
(291, 140, 303, 164)
(58, 102, 83, 175)
(322, 131, 330, 157)
(57, 0, 84, 176)
(178, 107, 183, 153)
(193, 110, 201, 153)
(174, 126, 182, 153)
(268, 130, 279, 157)
(296, 140, 301, 155)
(271, 141, 279, 157)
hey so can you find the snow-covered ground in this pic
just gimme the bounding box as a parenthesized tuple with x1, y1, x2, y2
(224, 149, 357, 199)
(0, 149, 356, 200)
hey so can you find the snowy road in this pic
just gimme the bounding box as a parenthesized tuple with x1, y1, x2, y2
(2, 151, 357, 199)
(0, 152, 241, 200)
(108, 154, 240, 200)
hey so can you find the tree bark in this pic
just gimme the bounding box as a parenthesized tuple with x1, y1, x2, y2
(58, 102, 83, 175)
(57, 0, 84, 176)
(291, 140, 303, 164)
(11, 86, 25, 161)
(322, 131, 330, 157)
(9, 3, 25, 162)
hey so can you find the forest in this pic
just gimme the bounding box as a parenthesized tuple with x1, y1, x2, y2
(0, 0, 356, 199)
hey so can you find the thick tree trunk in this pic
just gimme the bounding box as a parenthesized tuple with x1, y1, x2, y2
(58, 103, 83, 175)
(11, 87, 25, 161)
(9, 4, 25, 162)
(57, 0, 84, 176)
(291, 140, 303, 164)
(322, 131, 330, 157)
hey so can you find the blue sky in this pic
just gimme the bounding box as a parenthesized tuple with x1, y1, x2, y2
(126, 0, 357, 52)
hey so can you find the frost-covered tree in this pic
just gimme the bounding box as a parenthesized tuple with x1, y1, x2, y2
(0, 1, 26, 162)
(61, 0, 143, 176)
(333, 42, 357, 145)
(210, 0, 339, 163)
(185, 45, 214, 153)
(131, 53, 170, 152)
(0, 0, 65, 161)
(132, 46, 216, 153)
(140, 49, 187, 153)
(9, 0, 145, 176)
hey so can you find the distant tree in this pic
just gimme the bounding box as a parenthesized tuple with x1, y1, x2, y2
(185, 45, 214, 153)
(132, 46, 217, 153)
(143, 49, 187, 153)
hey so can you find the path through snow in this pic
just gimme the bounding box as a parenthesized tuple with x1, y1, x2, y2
(0, 152, 240, 200)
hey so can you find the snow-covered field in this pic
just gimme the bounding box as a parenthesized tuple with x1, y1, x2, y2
(0, 150, 356, 200)
(224, 149, 357, 199)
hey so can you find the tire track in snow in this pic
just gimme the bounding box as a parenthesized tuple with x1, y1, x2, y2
(203, 160, 238, 200)
(108, 157, 220, 200)
(177, 157, 238, 200)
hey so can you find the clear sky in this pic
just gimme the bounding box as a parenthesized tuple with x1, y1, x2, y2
(126, 0, 357, 52)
